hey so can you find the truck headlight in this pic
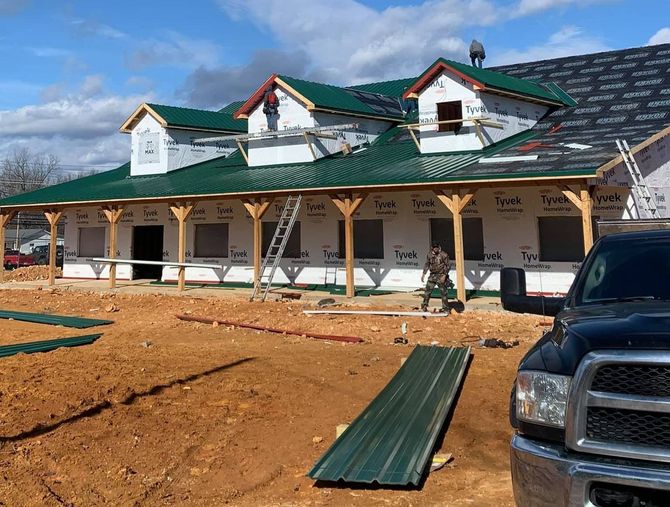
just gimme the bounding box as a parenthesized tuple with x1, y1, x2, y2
(516, 371, 571, 428)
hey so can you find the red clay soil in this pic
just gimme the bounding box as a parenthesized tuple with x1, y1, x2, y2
(0, 289, 547, 506)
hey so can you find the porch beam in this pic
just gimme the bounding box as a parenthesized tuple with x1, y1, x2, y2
(435, 188, 479, 303)
(560, 184, 594, 255)
(101, 205, 125, 289)
(330, 193, 367, 298)
(44, 209, 63, 286)
(0, 211, 17, 283)
(242, 197, 273, 285)
(169, 202, 196, 291)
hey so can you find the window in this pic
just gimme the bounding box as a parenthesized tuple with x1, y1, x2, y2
(437, 101, 462, 133)
(194, 223, 229, 258)
(262, 221, 301, 258)
(78, 227, 105, 258)
(429, 218, 484, 261)
(538, 216, 584, 262)
(337, 219, 384, 259)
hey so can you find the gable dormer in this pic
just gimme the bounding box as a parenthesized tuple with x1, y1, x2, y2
(234, 75, 405, 167)
(403, 58, 575, 154)
(120, 103, 247, 176)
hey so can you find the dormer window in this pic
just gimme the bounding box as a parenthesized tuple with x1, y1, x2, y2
(437, 101, 462, 133)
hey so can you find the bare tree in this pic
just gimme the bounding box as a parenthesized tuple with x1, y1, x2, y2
(0, 148, 61, 198)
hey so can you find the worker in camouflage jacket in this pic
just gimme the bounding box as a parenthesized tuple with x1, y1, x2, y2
(421, 242, 452, 312)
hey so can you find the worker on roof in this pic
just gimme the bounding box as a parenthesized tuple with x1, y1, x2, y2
(421, 242, 453, 313)
(469, 39, 485, 69)
(262, 85, 280, 131)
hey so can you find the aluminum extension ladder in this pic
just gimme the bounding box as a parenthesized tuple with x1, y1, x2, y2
(616, 138, 659, 219)
(250, 195, 302, 302)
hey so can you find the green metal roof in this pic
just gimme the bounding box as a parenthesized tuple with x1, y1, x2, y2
(0, 128, 587, 209)
(0, 334, 101, 358)
(308, 345, 470, 485)
(278, 75, 405, 120)
(406, 58, 574, 106)
(217, 100, 245, 115)
(348, 77, 418, 98)
(147, 103, 247, 133)
(0, 310, 113, 328)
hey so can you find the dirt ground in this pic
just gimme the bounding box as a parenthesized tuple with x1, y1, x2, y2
(0, 288, 547, 506)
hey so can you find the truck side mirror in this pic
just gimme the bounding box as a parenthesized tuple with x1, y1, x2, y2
(501, 267, 564, 317)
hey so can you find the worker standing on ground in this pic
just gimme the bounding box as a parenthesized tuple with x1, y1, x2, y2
(469, 39, 485, 68)
(421, 242, 451, 312)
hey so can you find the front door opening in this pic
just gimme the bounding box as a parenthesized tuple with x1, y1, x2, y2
(132, 225, 164, 279)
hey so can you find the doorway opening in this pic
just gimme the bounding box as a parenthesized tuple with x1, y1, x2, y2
(132, 225, 164, 279)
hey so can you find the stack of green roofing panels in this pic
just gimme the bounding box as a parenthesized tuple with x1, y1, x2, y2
(308, 345, 470, 486)
(0, 334, 101, 358)
(0, 310, 113, 329)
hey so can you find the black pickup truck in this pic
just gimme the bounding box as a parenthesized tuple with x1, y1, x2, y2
(502, 228, 670, 507)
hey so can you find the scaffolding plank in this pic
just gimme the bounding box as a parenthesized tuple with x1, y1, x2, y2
(308, 345, 470, 486)
(0, 334, 102, 358)
(0, 310, 113, 329)
(303, 310, 449, 317)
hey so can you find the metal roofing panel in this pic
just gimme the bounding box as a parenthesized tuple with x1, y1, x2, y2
(147, 103, 247, 133)
(348, 77, 419, 98)
(0, 130, 539, 207)
(0, 334, 102, 358)
(278, 75, 405, 120)
(308, 345, 470, 486)
(0, 310, 113, 328)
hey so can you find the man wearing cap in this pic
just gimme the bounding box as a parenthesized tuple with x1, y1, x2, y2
(421, 242, 451, 312)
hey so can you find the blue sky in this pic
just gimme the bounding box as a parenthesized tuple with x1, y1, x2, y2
(0, 0, 668, 171)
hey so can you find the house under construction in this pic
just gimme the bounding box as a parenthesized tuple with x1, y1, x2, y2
(1, 44, 669, 301)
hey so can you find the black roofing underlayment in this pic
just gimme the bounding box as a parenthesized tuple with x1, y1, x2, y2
(479, 43, 670, 177)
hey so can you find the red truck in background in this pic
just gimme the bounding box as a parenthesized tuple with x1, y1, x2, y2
(3, 249, 36, 269)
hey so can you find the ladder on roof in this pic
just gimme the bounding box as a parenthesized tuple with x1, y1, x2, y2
(616, 138, 659, 219)
(250, 195, 302, 302)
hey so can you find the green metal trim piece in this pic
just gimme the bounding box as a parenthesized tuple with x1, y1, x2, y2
(308, 345, 471, 486)
(0, 310, 113, 329)
(0, 334, 101, 358)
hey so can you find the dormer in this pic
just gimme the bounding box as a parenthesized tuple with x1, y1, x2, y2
(120, 103, 247, 176)
(402, 58, 576, 154)
(234, 75, 405, 167)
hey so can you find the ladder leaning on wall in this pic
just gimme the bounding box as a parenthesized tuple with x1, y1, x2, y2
(250, 195, 303, 302)
(615, 138, 659, 219)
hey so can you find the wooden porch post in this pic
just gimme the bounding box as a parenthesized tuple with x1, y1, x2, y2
(44, 209, 63, 286)
(0, 210, 16, 283)
(242, 198, 273, 284)
(560, 184, 594, 255)
(330, 193, 366, 298)
(435, 188, 477, 303)
(101, 205, 124, 288)
(169, 202, 196, 291)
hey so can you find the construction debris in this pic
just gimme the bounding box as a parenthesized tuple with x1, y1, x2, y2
(478, 338, 519, 349)
(175, 314, 363, 343)
(304, 310, 449, 317)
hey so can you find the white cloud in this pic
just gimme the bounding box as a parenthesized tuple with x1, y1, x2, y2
(126, 31, 222, 71)
(216, 0, 500, 84)
(0, 82, 151, 167)
(27, 47, 71, 58)
(491, 25, 612, 66)
(70, 18, 127, 39)
(649, 27, 670, 45)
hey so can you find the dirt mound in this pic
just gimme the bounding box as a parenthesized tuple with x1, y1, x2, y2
(3, 265, 62, 282)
